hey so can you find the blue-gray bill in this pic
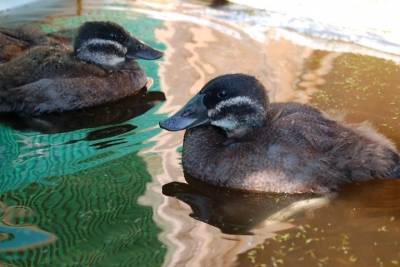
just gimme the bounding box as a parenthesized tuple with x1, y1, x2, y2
(127, 38, 163, 60)
(159, 94, 209, 131)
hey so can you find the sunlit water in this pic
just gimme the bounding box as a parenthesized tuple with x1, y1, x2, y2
(0, 0, 400, 266)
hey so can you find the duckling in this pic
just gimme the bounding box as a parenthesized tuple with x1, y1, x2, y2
(0, 25, 69, 63)
(0, 21, 163, 114)
(160, 74, 400, 194)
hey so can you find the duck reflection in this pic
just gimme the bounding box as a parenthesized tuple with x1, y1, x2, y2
(0, 89, 165, 133)
(162, 175, 330, 235)
(235, 180, 400, 267)
(65, 124, 137, 150)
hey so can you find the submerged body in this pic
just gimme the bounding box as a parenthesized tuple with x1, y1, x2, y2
(0, 46, 146, 114)
(0, 21, 162, 114)
(160, 74, 400, 193)
(182, 103, 399, 193)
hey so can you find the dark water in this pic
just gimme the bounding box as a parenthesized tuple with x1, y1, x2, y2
(0, 0, 400, 266)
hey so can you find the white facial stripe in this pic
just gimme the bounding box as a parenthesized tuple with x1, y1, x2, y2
(79, 38, 127, 55)
(96, 53, 125, 66)
(208, 109, 216, 117)
(211, 117, 238, 130)
(76, 38, 128, 66)
(208, 96, 264, 117)
(78, 51, 125, 66)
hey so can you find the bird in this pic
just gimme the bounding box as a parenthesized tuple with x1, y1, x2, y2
(0, 25, 69, 63)
(0, 21, 163, 114)
(159, 73, 400, 194)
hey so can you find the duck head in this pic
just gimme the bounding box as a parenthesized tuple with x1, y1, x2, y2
(74, 21, 163, 67)
(160, 74, 269, 139)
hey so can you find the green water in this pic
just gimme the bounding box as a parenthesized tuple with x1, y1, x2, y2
(2, 1, 400, 267)
(0, 7, 166, 267)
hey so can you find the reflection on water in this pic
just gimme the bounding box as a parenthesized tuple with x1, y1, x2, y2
(162, 179, 326, 235)
(1, 153, 166, 266)
(0, 202, 56, 253)
(237, 180, 400, 267)
(0, 0, 400, 266)
(0, 89, 165, 134)
(142, 1, 400, 267)
(0, 3, 167, 266)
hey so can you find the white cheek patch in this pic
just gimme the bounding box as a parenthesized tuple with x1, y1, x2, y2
(78, 51, 125, 66)
(96, 53, 125, 66)
(79, 39, 127, 55)
(77, 39, 127, 67)
(208, 109, 216, 117)
(208, 96, 264, 117)
(211, 117, 238, 131)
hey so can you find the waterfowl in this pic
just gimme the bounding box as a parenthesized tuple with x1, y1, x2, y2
(0, 25, 68, 63)
(0, 21, 163, 114)
(160, 74, 400, 194)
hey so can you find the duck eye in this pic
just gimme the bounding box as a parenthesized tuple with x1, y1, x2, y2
(217, 91, 227, 99)
(137, 43, 144, 49)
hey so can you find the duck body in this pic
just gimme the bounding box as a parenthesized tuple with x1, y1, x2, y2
(182, 103, 399, 193)
(160, 74, 400, 194)
(0, 21, 162, 114)
(0, 26, 68, 63)
(0, 46, 145, 114)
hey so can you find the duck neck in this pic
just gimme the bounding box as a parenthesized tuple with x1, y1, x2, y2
(223, 113, 267, 141)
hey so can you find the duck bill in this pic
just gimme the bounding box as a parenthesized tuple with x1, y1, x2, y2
(126, 37, 163, 60)
(159, 94, 210, 131)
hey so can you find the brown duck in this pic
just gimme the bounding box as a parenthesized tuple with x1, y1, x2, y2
(0, 25, 69, 63)
(0, 21, 163, 114)
(160, 74, 400, 194)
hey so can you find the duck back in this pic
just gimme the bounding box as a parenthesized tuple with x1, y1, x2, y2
(182, 102, 399, 193)
(0, 46, 146, 114)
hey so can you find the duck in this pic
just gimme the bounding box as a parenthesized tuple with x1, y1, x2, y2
(159, 73, 400, 194)
(0, 25, 69, 63)
(0, 21, 163, 114)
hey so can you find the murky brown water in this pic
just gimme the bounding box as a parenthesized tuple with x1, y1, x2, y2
(143, 2, 400, 266)
(1, 0, 400, 266)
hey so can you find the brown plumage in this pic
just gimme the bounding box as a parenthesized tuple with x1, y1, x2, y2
(0, 25, 68, 63)
(0, 46, 146, 114)
(0, 21, 163, 114)
(160, 74, 400, 194)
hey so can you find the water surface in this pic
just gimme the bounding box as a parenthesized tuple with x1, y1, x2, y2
(0, 0, 400, 266)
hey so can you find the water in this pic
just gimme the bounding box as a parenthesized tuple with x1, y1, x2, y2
(0, 0, 400, 266)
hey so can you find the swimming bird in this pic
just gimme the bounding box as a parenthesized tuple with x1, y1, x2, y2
(160, 74, 400, 193)
(0, 21, 163, 114)
(0, 25, 69, 63)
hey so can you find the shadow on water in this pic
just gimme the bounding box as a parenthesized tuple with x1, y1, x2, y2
(0, 89, 166, 134)
(162, 177, 400, 266)
(234, 179, 400, 267)
(162, 175, 325, 235)
(66, 124, 137, 149)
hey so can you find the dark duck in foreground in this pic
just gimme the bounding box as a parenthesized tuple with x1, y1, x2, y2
(0, 21, 163, 114)
(160, 74, 400, 193)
